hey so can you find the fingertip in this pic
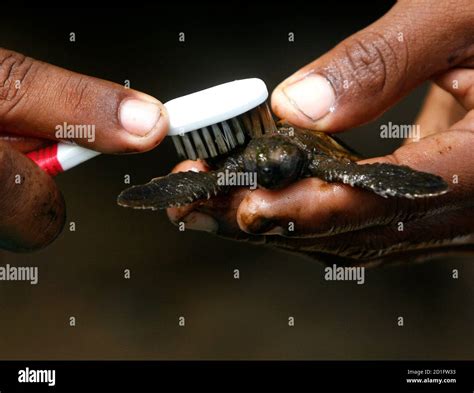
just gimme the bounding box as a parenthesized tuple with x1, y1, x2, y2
(167, 204, 198, 225)
(166, 160, 210, 224)
(114, 96, 170, 153)
(237, 189, 278, 234)
(271, 80, 335, 131)
(434, 68, 474, 111)
(171, 159, 209, 174)
(271, 87, 312, 129)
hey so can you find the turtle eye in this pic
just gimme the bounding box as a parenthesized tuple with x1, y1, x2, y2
(261, 166, 273, 175)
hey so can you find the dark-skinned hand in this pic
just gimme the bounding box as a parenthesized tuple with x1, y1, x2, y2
(167, 0, 474, 266)
(0, 48, 169, 252)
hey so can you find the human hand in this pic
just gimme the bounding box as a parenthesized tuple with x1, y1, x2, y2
(0, 48, 169, 252)
(167, 0, 474, 265)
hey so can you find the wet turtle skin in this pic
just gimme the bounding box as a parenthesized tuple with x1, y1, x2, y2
(117, 123, 449, 210)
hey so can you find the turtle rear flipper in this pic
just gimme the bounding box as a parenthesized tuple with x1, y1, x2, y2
(117, 171, 224, 210)
(310, 155, 449, 198)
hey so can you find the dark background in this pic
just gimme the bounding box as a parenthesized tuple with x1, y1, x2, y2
(0, 3, 472, 359)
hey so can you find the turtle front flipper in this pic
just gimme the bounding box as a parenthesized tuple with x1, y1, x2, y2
(309, 155, 449, 199)
(117, 171, 225, 210)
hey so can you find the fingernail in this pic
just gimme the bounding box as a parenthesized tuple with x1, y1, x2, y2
(182, 212, 218, 233)
(283, 74, 335, 121)
(119, 98, 161, 137)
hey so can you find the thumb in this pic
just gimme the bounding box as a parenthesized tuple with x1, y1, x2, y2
(0, 48, 169, 153)
(271, 0, 474, 132)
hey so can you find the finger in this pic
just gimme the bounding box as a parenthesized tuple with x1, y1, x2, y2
(265, 206, 474, 265)
(0, 132, 52, 153)
(166, 160, 254, 238)
(434, 67, 474, 111)
(166, 160, 211, 223)
(196, 188, 254, 239)
(0, 141, 65, 251)
(438, 68, 474, 136)
(271, 0, 474, 131)
(408, 84, 466, 143)
(0, 48, 168, 153)
(237, 129, 473, 236)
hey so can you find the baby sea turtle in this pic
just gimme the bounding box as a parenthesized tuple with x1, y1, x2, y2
(117, 123, 449, 210)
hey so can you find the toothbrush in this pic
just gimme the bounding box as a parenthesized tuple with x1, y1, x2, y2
(27, 143, 101, 177)
(27, 78, 276, 176)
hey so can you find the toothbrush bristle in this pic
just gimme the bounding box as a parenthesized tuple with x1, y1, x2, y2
(201, 127, 218, 157)
(260, 103, 278, 134)
(171, 136, 186, 159)
(181, 133, 197, 160)
(250, 108, 263, 137)
(231, 117, 246, 145)
(240, 112, 253, 137)
(172, 103, 276, 160)
(211, 124, 228, 155)
(221, 120, 237, 150)
(191, 130, 209, 159)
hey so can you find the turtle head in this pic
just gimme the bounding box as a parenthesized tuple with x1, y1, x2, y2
(243, 136, 305, 189)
